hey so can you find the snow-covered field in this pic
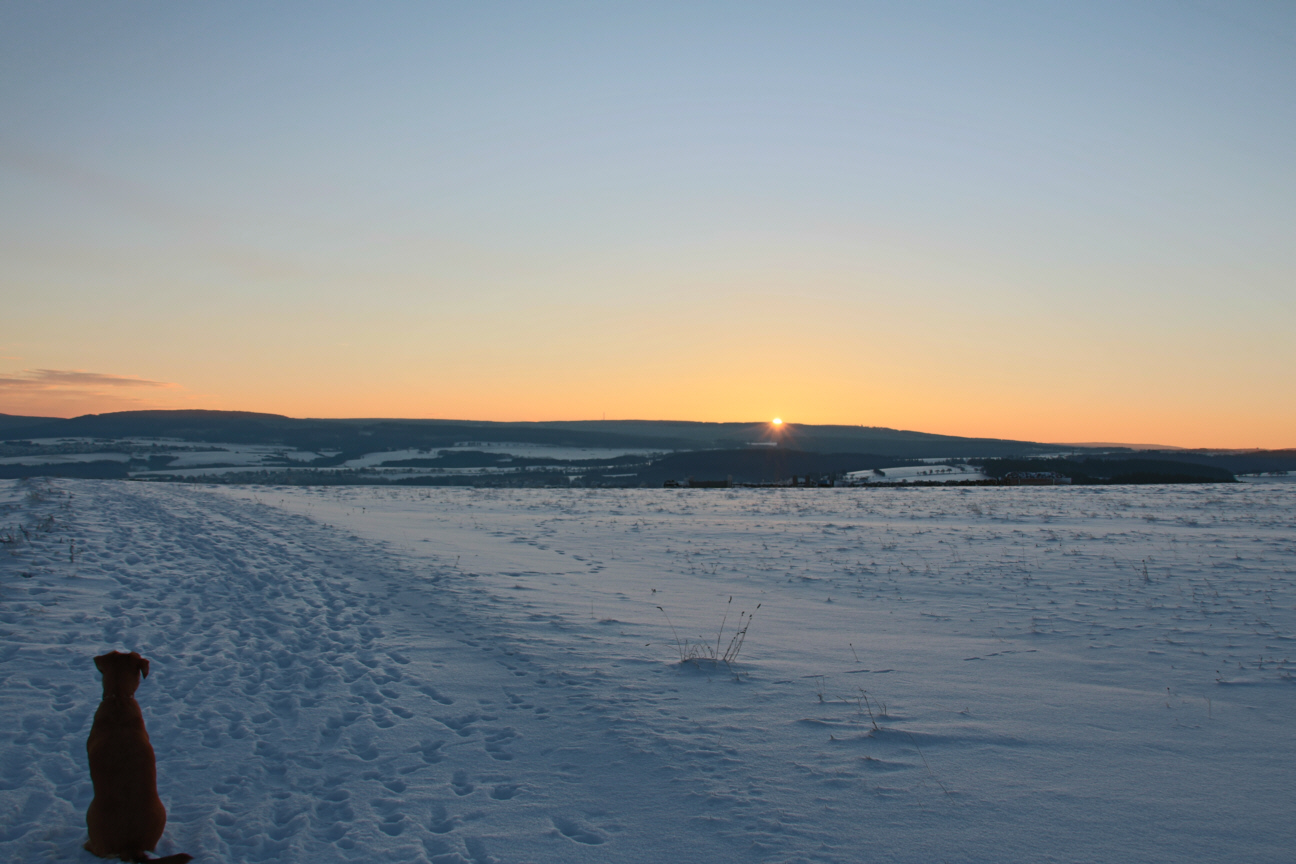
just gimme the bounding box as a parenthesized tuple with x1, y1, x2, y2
(845, 464, 989, 483)
(2, 479, 1293, 863)
(0, 453, 134, 466)
(0, 438, 664, 480)
(340, 444, 663, 468)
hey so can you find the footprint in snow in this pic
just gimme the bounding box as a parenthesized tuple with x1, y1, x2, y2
(372, 798, 408, 836)
(428, 803, 460, 833)
(424, 835, 496, 864)
(314, 788, 354, 825)
(413, 738, 446, 764)
(451, 769, 475, 796)
(347, 730, 379, 761)
(438, 712, 481, 736)
(351, 680, 385, 704)
(483, 728, 517, 760)
(420, 684, 455, 705)
(490, 783, 519, 800)
(552, 815, 606, 845)
(465, 836, 498, 863)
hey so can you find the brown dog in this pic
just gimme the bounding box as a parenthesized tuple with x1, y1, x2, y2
(85, 651, 193, 864)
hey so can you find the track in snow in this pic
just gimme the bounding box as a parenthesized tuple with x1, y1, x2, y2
(1, 480, 747, 863)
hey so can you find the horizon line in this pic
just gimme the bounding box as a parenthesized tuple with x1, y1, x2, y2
(2, 407, 1289, 453)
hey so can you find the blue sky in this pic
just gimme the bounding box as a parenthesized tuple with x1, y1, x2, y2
(2, 2, 1293, 445)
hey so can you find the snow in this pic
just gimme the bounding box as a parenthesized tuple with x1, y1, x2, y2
(0, 440, 329, 473)
(339, 445, 663, 470)
(338, 449, 436, 468)
(2, 479, 1294, 863)
(3, 440, 661, 479)
(0, 453, 132, 466)
(437, 444, 664, 462)
(132, 468, 300, 479)
(846, 464, 989, 483)
(1240, 473, 1296, 484)
(162, 448, 271, 469)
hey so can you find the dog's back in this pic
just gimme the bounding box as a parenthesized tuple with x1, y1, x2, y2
(85, 651, 192, 864)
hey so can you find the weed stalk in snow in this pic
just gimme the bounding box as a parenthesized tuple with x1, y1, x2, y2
(658, 601, 760, 672)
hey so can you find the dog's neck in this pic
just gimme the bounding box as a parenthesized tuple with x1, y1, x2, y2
(100, 681, 139, 701)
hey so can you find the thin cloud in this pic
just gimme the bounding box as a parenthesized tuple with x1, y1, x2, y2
(0, 145, 215, 233)
(0, 145, 307, 282)
(0, 369, 179, 390)
(0, 369, 189, 417)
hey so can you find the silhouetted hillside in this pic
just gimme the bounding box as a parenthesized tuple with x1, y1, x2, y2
(20, 410, 299, 443)
(536, 420, 1064, 457)
(14, 411, 692, 453)
(1108, 450, 1296, 476)
(977, 457, 1235, 484)
(9, 411, 1087, 459)
(0, 413, 61, 434)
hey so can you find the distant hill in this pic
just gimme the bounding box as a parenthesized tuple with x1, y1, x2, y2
(6, 411, 1076, 459)
(533, 420, 1065, 457)
(8, 410, 689, 452)
(6, 410, 1290, 465)
(15, 410, 301, 442)
(977, 457, 1235, 484)
(0, 413, 61, 434)
(1058, 441, 1185, 451)
(1095, 450, 1296, 476)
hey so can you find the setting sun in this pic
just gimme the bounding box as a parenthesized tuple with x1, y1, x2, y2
(772, 418, 783, 426)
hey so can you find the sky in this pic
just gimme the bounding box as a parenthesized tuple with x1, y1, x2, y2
(2, 1, 1293, 448)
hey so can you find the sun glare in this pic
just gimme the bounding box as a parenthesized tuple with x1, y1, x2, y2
(772, 418, 783, 426)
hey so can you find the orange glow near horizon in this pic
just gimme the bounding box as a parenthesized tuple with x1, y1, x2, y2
(5, 285, 1291, 450)
(1, 357, 1294, 450)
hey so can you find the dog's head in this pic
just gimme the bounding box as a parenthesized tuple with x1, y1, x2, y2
(94, 651, 150, 697)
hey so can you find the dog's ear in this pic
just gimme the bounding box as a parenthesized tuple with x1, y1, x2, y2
(94, 654, 105, 674)
(137, 656, 150, 679)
